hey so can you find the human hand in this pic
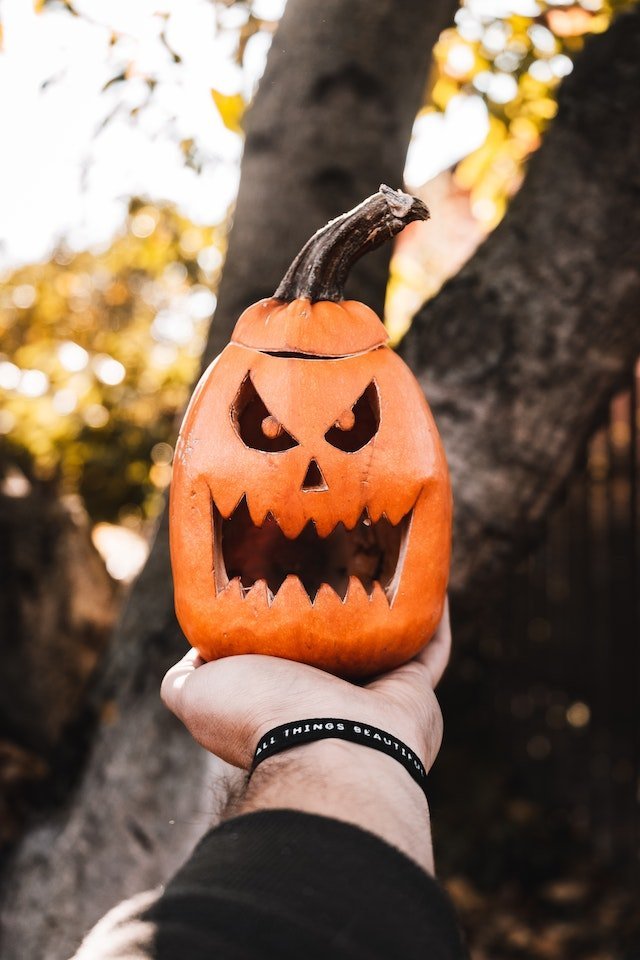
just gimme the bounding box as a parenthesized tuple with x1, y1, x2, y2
(161, 600, 451, 775)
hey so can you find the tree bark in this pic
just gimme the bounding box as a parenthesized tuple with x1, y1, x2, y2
(398, 8, 640, 612)
(0, 486, 115, 755)
(207, 0, 458, 358)
(0, 482, 116, 853)
(0, 2, 456, 957)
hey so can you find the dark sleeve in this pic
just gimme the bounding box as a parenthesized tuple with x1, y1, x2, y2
(78, 810, 468, 960)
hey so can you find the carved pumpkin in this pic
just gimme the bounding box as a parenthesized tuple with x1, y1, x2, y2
(170, 186, 451, 678)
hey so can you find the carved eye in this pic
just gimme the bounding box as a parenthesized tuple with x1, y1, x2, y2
(325, 381, 380, 453)
(231, 375, 298, 452)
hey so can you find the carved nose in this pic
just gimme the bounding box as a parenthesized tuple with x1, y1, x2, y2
(301, 459, 327, 491)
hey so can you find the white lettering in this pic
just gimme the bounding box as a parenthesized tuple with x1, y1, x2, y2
(312, 723, 324, 731)
(337, 723, 345, 731)
(325, 722, 334, 730)
(292, 726, 303, 735)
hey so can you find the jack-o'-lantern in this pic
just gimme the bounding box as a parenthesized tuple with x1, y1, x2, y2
(170, 185, 452, 678)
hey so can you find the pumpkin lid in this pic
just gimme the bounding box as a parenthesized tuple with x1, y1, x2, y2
(231, 298, 388, 357)
(231, 185, 429, 358)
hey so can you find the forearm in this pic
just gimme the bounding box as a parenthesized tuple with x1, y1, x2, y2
(74, 744, 466, 959)
(231, 738, 435, 874)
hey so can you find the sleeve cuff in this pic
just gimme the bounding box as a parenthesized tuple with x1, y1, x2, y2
(150, 809, 468, 960)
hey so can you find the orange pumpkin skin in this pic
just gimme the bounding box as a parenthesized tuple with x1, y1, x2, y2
(231, 297, 388, 356)
(169, 187, 452, 678)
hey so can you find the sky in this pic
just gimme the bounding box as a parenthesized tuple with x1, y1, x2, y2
(0, 0, 494, 273)
(0, 0, 277, 268)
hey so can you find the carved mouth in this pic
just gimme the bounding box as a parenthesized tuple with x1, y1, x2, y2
(212, 496, 412, 606)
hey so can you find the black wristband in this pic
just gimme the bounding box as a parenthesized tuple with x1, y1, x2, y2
(250, 718, 429, 800)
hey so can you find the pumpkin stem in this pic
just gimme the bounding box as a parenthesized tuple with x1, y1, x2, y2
(273, 185, 429, 303)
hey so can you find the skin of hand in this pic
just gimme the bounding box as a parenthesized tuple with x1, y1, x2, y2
(161, 601, 451, 874)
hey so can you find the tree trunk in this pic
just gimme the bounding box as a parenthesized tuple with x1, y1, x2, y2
(208, 0, 458, 358)
(398, 8, 640, 613)
(0, 2, 456, 957)
(0, 481, 116, 853)
(0, 485, 115, 756)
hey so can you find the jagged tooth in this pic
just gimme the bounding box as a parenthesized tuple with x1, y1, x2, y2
(366, 500, 384, 524)
(245, 578, 269, 608)
(220, 577, 243, 602)
(345, 575, 370, 608)
(340, 512, 358, 533)
(390, 491, 420, 527)
(276, 511, 309, 540)
(215, 490, 246, 521)
(272, 574, 312, 608)
(246, 495, 269, 528)
(310, 584, 322, 607)
(384, 502, 410, 527)
(314, 581, 344, 611)
(380, 508, 405, 528)
(370, 580, 390, 608)
(313, 513, 338, 539)
(342, 501, 364, 532)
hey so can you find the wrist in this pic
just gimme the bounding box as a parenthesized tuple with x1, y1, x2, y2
(251, 717, 429, 799)
(236, 735, 435, 874)
(252, 713, 427, 772)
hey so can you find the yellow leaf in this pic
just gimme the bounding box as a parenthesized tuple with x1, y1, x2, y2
(526, 98, 558, 120)
(455, 116, 507, 190)
(211, 90, 245, 134)
(431, 78, 460, 110)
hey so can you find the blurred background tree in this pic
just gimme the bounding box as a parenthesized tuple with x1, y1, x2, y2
(2, 206, 219, 526)
(1, 0, 624, 551)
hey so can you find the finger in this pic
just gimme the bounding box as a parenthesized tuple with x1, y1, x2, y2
(160, 647, 205, 714)
(414, 597, 451, 687)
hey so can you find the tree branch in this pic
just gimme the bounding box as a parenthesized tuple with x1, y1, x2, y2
(399, 9, 640, 608)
